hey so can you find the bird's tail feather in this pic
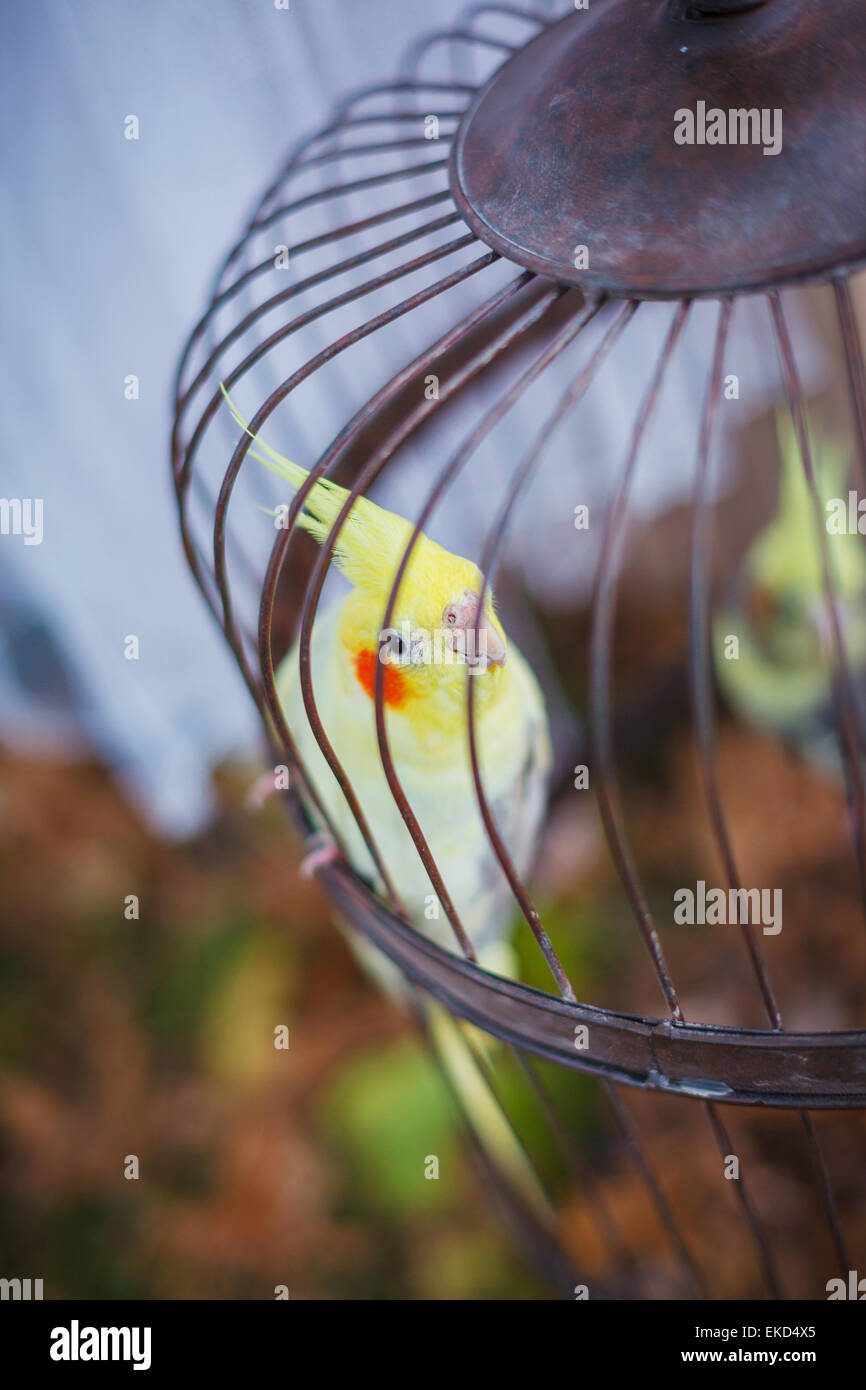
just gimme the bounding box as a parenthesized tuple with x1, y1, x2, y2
(423, 997, 554, 1228)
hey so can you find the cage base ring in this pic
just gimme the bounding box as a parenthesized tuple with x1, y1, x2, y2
(320, 846, 866, 1109)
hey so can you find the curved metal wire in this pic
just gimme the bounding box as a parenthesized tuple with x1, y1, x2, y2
(467, 297, 638, 1001)
(371, 283, 585, 983)
(287, 259, 524, 937)
(689, 298, 783, 1029)
(588, 302, 691, 1020)
(770, 293, 866, 919)
(690, 297, 852, 1283)
(835, 277, 866, 483)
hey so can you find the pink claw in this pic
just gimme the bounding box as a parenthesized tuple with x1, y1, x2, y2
(300, 837, 340, 877)
(246, 769, 289, 810)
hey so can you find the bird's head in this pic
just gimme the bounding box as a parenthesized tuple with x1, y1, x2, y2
(740, 410, 866, 668)
(223, 390, 510, 739)
(336, 546, 508, 734)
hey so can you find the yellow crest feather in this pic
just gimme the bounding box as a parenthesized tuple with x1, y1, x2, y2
(222, 385, 441, 594)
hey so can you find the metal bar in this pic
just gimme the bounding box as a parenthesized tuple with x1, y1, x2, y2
(692, 300, 852, 1289)
(197, 156, 450, 399)
(833, 276, 866, 486)
(252, 80, 475, 231)
(239, 249, 499, 911)
(513, 1051, 634, 1275)
(192, 89, 469, 354)
(798, 1110, 852, 1276)
(175, 199, 456, 485)
(180, 153, 451, 396)
(374, 284, 570, 966)
(468, 296, 637, 1002)
(412, 996, 582, 1297)
(330, 79, 478, 125)
(257, 254, 511, 905)
(226, 158, 450, 260)
(703, 1101, 784, 1300)
(462, 3, 552, 27)
(589, 303, 691, 1019)
(288, 274, 548, 959)
(689, 297, 782, 1025)
(182, 228, 479, 703)
(461, 1030, 559, 1220)
(175, 201, 458, 432)
(603, 1082, 706, 1297)
(401, 28, 519, 80)
(770, 292, 866, 923)
(282, 271, 524, 938)
(209, 229, 479, 633)
(318, 857, 866, 1105)
(175, 150, 455, 404)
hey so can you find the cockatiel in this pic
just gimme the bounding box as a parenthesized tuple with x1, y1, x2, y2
(224, 390, 553, 1216)
(713, 411, 866, 777)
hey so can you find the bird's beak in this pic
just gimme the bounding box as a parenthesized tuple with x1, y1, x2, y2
(443, 589, 507, 670)
(458, 606, 506, 670)
(473, 610, 506, 669)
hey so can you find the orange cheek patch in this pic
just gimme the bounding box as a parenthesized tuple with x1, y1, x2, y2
(352, 648, 412, 710)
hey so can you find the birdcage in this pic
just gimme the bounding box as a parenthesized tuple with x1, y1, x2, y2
(171, 0, 866, 1299)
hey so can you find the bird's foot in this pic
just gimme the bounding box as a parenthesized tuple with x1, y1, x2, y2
(246, 767, 290, 810)
(300, 832, 340, 878)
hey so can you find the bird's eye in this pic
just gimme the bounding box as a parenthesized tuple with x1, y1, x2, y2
(444, 608, 457, 626)
(379, 629, 407, 662)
